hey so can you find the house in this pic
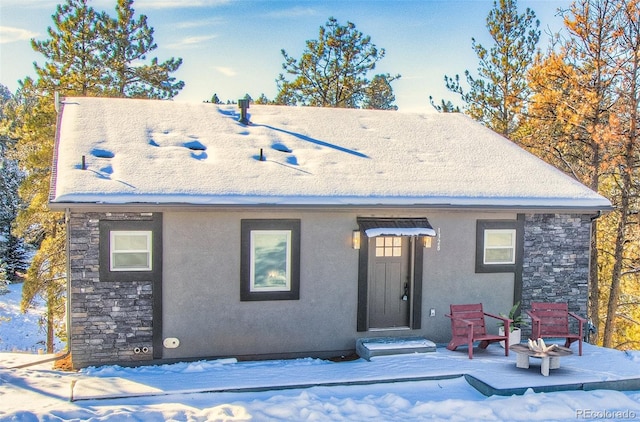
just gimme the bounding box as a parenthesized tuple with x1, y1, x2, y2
(49, 97, 612, 369)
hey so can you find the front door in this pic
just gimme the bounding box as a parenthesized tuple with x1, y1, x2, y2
(368, 236, 410, 328)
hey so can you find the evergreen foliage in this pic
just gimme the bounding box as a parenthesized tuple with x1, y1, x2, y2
(432, 0, 540, 139)
(101, 0, 184, 99)
(2, 235, 29, 281)
(363, 74, 399, 110)
(428, 0, 639, 350)
(0, 86, 29, 282)
(275, 17, 400, 109)
(428, 97, 461, 113)
(6, 0, 184, 353)
(5, 78, 66, 353)
(516, 0, 639, 349)
(254, 93, 270, 104)
(32, 0, 184, 99)
(31, 0, 104, 95)
(0, 260, 8, 295)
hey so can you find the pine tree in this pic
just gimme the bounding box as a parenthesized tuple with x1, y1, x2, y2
(363, 74, 400, 110)
(428, 96, 461, 113)
(523, 0, 630, 347)
(3, 235, 29, 281)
(433, 0, 540, 139)
(31, 0, 104, 95)
(7, 78, 65, 353)
(101, 0, 184, 99)
(276, 17, 400, 108)
(8, 0, 185, 353)
(254, 93, 270, 105)
(0, 261, 9, 295)
(0, 84, 11, 114)
(0, 154, 28, 282)
(599, 0, 640, 349)
(0, 86, 29, 283)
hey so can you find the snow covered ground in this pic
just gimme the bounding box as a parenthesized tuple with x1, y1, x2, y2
(0, 282, 63, 353)
(1, 282, 640, 421)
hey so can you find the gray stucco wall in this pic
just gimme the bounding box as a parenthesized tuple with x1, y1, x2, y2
(161, 211, 359, 359)
(157, 209, 517, 361)
(418, 211, 516, 341)
(67, 209, 593, 368)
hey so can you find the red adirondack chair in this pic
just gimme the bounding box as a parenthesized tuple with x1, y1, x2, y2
(445, 303, 511, 359)
(526, 302, 586, 356)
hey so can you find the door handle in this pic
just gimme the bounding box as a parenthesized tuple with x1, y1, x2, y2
(402, 283, 409, 301)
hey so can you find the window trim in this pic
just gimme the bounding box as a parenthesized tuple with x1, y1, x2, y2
(476, 219, 523, 273)
(241, 219, 300, 301)
(109, 230, 153, 271)
(99, 217, 163, 282)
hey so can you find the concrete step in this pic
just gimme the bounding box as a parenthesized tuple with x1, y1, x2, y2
(356, 336, 437, 361)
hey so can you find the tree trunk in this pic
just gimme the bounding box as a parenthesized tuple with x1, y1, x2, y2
(588, 221, 600, 344)
(604, 15, 640, 346)
(589, 136, 602, 345)
(603, 212, 627, 348)
(47, 284, 55, 353)
(46, 223, 57, 354)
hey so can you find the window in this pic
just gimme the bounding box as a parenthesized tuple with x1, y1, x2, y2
(250, 230, 292, 292)
(99, 216, 162, 282)
(241, 219, 300, 301)
(483, 229, 516, 265)
(476, 219, 522, 273)
(375, 236, 402, 257)
(110, 231, 152, 271)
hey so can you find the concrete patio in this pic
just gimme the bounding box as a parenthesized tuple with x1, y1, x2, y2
(70, 341, 640, 401)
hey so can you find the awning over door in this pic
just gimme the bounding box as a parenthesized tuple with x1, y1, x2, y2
(357, 217, 436, 237)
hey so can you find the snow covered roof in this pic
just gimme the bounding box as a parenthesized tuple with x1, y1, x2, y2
(49, 97, 611, 211)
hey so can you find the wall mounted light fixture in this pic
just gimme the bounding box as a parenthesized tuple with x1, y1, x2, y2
(424, 236, 433, 248)
(352, 230, 361, 249)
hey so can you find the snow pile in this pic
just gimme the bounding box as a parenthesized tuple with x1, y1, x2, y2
(1, 351, 640, 421)
(1, 283, 640, 421)
(0, 282, 63, 353)
(628, 350, 640, 362)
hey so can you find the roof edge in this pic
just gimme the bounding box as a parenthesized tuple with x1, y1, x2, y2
(48, 97, 66, 204)
(48, 201, 612, 215)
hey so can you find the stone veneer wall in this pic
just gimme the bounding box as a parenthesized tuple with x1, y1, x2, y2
(521, 213, 593, 336)
(68, 212, 155, 369)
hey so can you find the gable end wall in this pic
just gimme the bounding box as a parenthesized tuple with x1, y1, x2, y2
(521, 213, 592, 336)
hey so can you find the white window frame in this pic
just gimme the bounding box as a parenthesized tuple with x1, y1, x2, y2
(110, 230, 153, 271)
(483, 229, 516, 265)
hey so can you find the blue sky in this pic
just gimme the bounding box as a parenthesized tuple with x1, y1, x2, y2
(1, 0, 570, 112)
